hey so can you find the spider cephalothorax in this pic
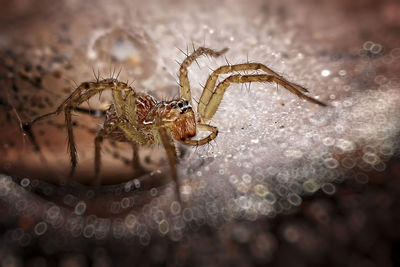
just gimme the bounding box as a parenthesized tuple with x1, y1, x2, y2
(143, 99, 196, 142)
(24, 46, 326, 200)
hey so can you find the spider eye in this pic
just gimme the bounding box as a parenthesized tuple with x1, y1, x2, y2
(178, 102, 183, 108)
(170, 102, 177, 108)
(184, 100, 189, 105)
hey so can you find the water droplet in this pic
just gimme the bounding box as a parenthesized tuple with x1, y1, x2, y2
(342, 157, 356, 169)
(323, 137, 335, 146)
(34, 222, 48, 235)
(20, 178, 30, 187)
(324, 158, 339, 169)
(373, 161, 386, 172)
(370, 43, 382, 54)
(264, 193, 276, 204)
(47, 206, 60, 219)
(158, 219, 169, 235)
(139, 232, 151, 246)
(254, 184, 268, 197)
(83, 224, 95, 238)
(242, 174, 252, 184)
(287, 193, 302, 206)
(124, 214, 137, 228)
(170, 201, 181, 215)
(303, 179, 319, 193)
(321, 183, 336, 195)
(362, 152, 380, 165)
(229, 175, 239, 184)
(121, 197, 131, 209)
(363, 41, 374, 51)
(182, 208, 194, 221)
(335, 139, 355, 152)
(321, 69, 331, 77)
(150, 188, 158, 197)
(133, 179, 141, 189)
(74, 201, 86, 215)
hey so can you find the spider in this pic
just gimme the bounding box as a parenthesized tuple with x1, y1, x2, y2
(23, 47, 326, 199)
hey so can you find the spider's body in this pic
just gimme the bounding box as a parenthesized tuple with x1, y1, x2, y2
(103, 95, 196, 144)
(142, 99, 196, 142)
(24, 47, 325, 199)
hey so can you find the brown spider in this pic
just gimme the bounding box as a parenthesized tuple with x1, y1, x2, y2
(23, 47, 325, 198)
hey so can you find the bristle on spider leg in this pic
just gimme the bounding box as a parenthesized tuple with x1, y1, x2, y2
(115, 66, 122, 81)
(191, 40, 196, 53)
(71, 79, 78, 88)
(91, 66, 98, 82)
(128, 78, 136, 88)
(113, 65, 119, 80)
(224, 55, 231, 66)
(192, 97, 199, 105)
(177, 47, 188, 58)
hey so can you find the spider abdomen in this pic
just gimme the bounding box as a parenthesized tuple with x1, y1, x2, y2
(135, 93, 157, 123)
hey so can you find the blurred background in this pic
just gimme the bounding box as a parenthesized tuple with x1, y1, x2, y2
(0, 0, 400, 266)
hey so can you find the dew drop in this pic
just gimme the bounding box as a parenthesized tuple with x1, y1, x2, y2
(287, 193, 302, 206)
(83, 225, 95, 238)
(34, 222, 48, 236)
(321, 183, 336, 195)
(323, 137, 335, 146)
(124, 214, 137, 228)
(254, 184, 268, 197)
(303, 179, 319, 193)
(324, 158, 339, 169)
(158, 219, 169, 235)
(150, 188, 158, 197)
(362, 152, 380, 165)
(183, 208, 194, 221)
(321, 69, 331, 77)
(20, 178, 30, 187)
(170, 201, 181, 215)
(74, 201, 86, 215)
(139, 232, 151, 246)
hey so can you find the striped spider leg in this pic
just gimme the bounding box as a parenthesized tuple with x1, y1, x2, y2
(177, 47, 326, 148)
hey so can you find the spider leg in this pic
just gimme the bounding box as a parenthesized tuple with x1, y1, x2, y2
(111, 89, 148, 174)
(179, 47, 228, 105)
(23, 79, 137, 180)
(64, 106, 77, 179)
(198, 63, 324, 121)
(181, 124, 218, 146)
(202, 74, 326, 122)
(26, 79, 133, 126)
(95, 119, 148, 185)
(116, 121, 148, 145)
(112, 89, 138, 126)
(157, 125, 181, 202)
(131, 143, 143, 172)
(94, 123, 117, 185)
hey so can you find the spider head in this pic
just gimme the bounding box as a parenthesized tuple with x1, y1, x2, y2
(162, 99, 196, 141)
